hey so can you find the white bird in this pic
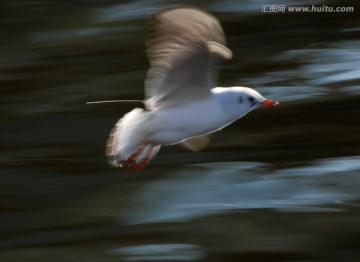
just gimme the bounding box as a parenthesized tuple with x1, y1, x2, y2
(106, 6, 279, 172)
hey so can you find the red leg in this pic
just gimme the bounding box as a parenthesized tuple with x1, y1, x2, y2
(119, 144, 154, 175)
(128, 146, 154, 172)
(118, 146, 143, 168)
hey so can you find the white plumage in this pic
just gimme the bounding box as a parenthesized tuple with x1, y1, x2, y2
(106, 6, 278, 172)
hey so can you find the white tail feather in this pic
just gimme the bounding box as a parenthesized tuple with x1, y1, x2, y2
(106, 108, 160, 167)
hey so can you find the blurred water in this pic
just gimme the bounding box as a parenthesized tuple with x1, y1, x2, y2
(1, 0, 360, 261)
(121, 157, 360, 224)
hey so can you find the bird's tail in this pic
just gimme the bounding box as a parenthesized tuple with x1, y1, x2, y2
(106, 108, 160, 171)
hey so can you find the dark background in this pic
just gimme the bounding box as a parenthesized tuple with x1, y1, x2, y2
(1, 0, 360, 261)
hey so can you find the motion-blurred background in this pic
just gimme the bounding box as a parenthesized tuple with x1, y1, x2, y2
(1, 0, 360, 261)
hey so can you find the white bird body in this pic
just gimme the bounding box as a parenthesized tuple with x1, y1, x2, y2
(147, 87, 267, 144)
(148, 93, 226, 144)
(108, 96, 225, 162)
(105, 7, 278, 172)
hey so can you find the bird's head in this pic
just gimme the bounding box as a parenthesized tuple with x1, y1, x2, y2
(214, 86, 279, 119)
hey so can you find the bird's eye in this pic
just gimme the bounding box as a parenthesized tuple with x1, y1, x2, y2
(239, 96, 244, 103)
(248, 96, 257, 106)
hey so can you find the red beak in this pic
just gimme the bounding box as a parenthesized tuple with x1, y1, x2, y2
(261, 99, 279, 107)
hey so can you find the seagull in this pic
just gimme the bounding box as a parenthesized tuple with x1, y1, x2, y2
(106, 6, 279, 172)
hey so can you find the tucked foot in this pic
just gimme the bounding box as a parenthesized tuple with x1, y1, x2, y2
(118, 144, 154, 175)
(118, 146, 143, 167)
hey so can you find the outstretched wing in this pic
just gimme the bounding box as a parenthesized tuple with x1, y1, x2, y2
(145, 6, 232, 110)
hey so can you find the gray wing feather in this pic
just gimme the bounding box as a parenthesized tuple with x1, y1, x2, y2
(145, 6, 232, 110)
(180, 134, 212, 152)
